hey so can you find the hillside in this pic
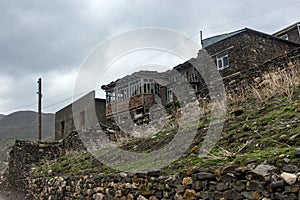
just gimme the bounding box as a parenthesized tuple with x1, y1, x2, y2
(2, 64, 300, 199)
(32, 66, 300, 177)
(0, 111, 54, 141)
(0, 111, 55, 175)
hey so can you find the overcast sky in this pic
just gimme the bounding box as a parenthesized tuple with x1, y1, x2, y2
(0, 0, 299, 115)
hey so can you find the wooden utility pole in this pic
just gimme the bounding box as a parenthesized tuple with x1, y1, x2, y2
(200, 30, 203, 47)
(37, 78, 42, 141)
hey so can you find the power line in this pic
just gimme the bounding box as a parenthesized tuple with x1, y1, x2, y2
(42, 91, 88, 109)
(2, 1, 300, 114)
(202, 0, 300, 32)
(98, 1, 300, 86)
(0, 91, 86, 114)
(42, 96, 73, 109)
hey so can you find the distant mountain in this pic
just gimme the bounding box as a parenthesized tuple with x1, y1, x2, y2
(0, 111, 54, 141)
(0, 114, 5, 120)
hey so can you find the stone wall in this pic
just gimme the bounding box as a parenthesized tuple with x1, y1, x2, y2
(5, 131, 300, 199)
(204, 29, 300, 78)
(273, 24, 300, 44)
(3, 131, 86, 190)
(191, 47, 300, 99)
(223, 47, 300, 95)
(5, 140, 62, 189)
(27, 162, 300, 199)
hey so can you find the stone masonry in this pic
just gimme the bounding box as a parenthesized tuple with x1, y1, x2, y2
(27, 161, 300, 199)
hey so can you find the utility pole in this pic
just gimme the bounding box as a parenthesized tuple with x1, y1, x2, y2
(37, 78, 42, 141)
(200, 30, 203, 47)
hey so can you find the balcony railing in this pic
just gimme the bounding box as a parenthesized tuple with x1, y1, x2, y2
(106, 94, 156, 116)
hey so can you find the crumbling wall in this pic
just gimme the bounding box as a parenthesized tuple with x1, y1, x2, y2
(3, 131, 85, 190)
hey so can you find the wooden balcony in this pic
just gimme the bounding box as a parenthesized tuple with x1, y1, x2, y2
(106, 94, 156, 116)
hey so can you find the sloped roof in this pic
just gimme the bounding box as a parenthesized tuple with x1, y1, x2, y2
(202, 29, 246, 48)
(273, 22, 300, 36)
(202, 27, 300, 48)
(101, 70, 165, 90)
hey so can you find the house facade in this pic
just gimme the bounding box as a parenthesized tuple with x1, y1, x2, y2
(54, 26, 300, 139)
(101, 27, 300, 123)
(273, 22, 300, 44)
(101, 71, 166, 124)
(202, 28, 300, 77)
(55, 91, 106, 140)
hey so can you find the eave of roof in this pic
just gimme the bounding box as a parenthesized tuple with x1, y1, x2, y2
(273, 22, 300, 36)
(202, 27, 300, 48)
(202, 29, 246, 48)
(101, 70, 162, 90)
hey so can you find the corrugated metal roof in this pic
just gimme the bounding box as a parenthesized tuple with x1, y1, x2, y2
(202, 29, 246, 48)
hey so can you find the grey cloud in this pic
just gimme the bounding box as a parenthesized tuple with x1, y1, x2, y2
(0, 0, 299, 114)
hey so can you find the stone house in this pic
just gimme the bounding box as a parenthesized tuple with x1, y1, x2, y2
(101, 71, 165, 124)
(55, 91, 106, 140)
(101, 27, 300, 123)
(273, 22, 300, 44)
(201, 28, 300, 78)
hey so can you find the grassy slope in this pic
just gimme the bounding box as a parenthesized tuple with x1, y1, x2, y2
(32, 84, 300, 177)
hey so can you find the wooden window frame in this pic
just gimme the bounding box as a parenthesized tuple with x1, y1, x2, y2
(280, 34, 289, 40)
(216, 52, 229, 70)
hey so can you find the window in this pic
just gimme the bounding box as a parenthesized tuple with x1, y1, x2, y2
(113, 91, 117, 102)
(142, 78, 160, 96)
(116, 84, 129, 101)
(106, 91, 111, 104)
(167, 87, 173, 103)
(280, 34, 288, 40)
(190, 67, 198, 82)
(191, 84, 197, 91)
(118, 89, 124, 101)
(134, 109, 143, 119)
(185, 71, 189, 80)
(130, 84, 137, 96)
(80, 111, 85, 126)
(216, 53, 229, 70)
(154, 83, 160, 96)
(124, 87, 128, 99)
(60, 121, 65, 136)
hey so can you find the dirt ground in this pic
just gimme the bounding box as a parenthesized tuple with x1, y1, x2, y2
(0, 187, 32, 200)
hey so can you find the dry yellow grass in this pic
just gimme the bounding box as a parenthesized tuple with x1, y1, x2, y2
(198, 65, 300, 115)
